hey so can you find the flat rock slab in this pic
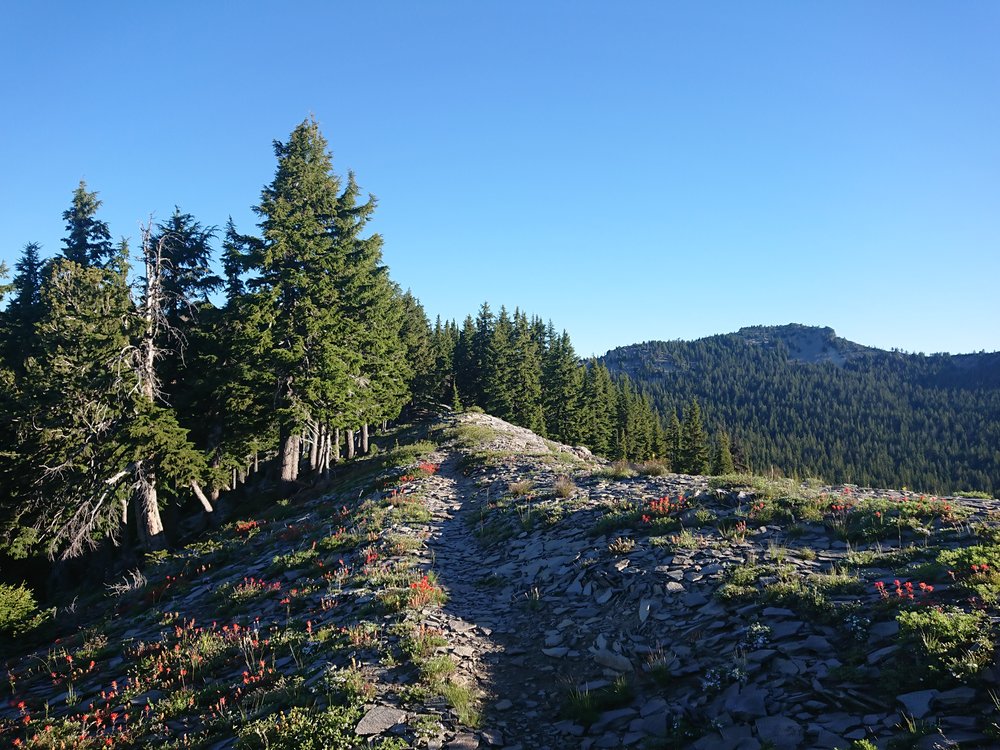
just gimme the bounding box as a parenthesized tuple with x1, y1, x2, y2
(897, 689, 939, 720)
(355, 705, 407, 735)
(594, 648, 633, 672)
(755, 716, 804, 749)
(444, 733, 480, 749)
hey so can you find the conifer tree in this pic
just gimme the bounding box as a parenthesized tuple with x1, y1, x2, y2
(484, 307, 516, 421)
(429, 317, 457, 404)
(580, 360, 617, 455)
(3, 243, 45, 372)
(679, 398, 710, 475)
(60, 181, 114, 268)
(509, 310, 545, 433)
(542, 328, 583, 443)
(241, 119, 352, 484)
(665, 410, 682, 469)
(333, 174, 411, 452)
(151, 208, 221, 322)
(399, 291, 435, 405)
(9, 240, 206, 558)
(712, 429, 736, 475)
(453, 316, 477, 407)
(469, 302, 495, 408)
(221, 217, 248, 303)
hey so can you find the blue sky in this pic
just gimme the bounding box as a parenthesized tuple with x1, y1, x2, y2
(2, 2, 998, 356)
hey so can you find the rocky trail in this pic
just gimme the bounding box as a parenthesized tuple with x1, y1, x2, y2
(3, 411, 1000, 750)
(399, 413, 1000, 750)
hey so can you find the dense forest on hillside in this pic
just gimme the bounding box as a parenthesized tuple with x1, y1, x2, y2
(0, 119, 678, 575)
(603, 328, 1000, 494)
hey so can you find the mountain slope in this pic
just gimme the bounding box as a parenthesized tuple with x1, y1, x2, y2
(602, 325, 1000, 494)
(3, 412, 1000, 749)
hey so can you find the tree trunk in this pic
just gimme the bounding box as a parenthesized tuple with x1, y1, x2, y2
(191, 480, 214, 513)
(333, 427, 341, 464)
(322, 424, 332, 479)
(134, 460, 165, 551)
(253, 451, 259, 473)
(346, 428, 355, 460)
(309, 422, 320, 472)
(280, 429, 300, 484)
(361, 423, 369, 455)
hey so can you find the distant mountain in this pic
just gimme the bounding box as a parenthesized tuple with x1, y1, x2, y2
(601, 324, 1000, 494)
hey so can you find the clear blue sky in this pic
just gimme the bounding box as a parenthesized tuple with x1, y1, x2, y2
(2, 2, 998, 356)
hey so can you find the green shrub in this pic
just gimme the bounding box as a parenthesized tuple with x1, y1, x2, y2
(595, 460, 636, 479)
(0, 582, 48, 637)
(936, 544, 1000, 573)
(507, 480, 533, 497)
(636, 459, 670, 477)
(381, 440, 437, 467)
(897, 606, 993, 682)
(553, 475, 577, 498)
(237, 704, 371, 749)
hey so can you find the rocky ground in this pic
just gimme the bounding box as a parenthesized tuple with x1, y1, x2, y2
(3, 411, 1000, 749)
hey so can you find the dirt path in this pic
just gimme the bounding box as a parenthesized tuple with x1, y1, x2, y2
(417, 451, 580, 750)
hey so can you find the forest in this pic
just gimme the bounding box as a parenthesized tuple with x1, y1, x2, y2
(603, 329, 1000, 494)
(0, 119, 685, 574)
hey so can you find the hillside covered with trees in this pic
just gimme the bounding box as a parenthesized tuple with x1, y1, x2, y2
(602, 325, 1000, 494)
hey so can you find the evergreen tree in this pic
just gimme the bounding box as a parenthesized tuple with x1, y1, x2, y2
(429, 317, 457, 403)
(221, 217, 248, 303)
(484, 307, 516, 421)
(9, 245, 205, 558)
(469, 302, 495, 408)
(151, 208, 221, 322)
(580, 360, 617, 455)
(712, 429, 736, 475)
(509, 310, 545, 433)
(453, 316, 477, 407)
(399, 291, 435, 405)
(3, 243, 45, 372)
(60, 181, 114, 268)
(679, 398, 710, 475)
(241, 119, 352, 484)
(665, 410, 682, 470)
(333, 174, 411, 450)
(542, 328, 583, 443)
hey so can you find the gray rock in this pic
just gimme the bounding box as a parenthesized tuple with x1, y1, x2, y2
(897, 689, 939, 719)
(683, 591, 709, 606)
(640, 712, 669, 738)
(936, 686, 976, 707)
(725, 686, 768, 719)
(867, 644, 899, 664)
(553, 719, 586, 736)
(800, 634, 832, 652)
(481, 728, 504, 746)
(444, 734, 480, 750)
(639, 598, 652, 623)
(810, 727, 846, 749)
(594, 648, 633, 672)
(769, 620, 804, 640)
(355, 705, 406, 735)
(754, 716, 804, 749)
